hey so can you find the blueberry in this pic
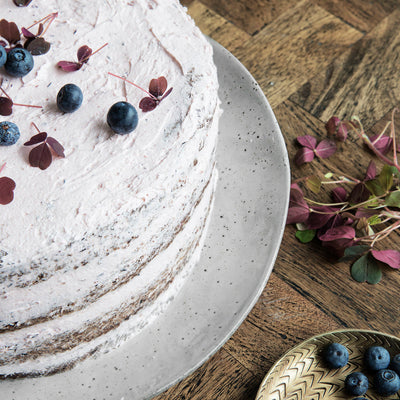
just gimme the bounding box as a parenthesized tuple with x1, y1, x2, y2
(0, 46, 6, 67)
(345, 372, 369, 396)
(0, 121, 20, 146)
(391, 353, 400, 376)
(57, 84, 83, 113)
(323, 342, 349, 368)
(107, 101, 138, 134)
(5, 48, 34, 77)
(374, 369, 400, 396)
(364, 346, 390, 371)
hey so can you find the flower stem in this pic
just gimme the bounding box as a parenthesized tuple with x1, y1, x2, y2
(108, 72, 156, 99)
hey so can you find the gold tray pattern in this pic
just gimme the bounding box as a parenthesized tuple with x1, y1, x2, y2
(256, 330, 400, 400)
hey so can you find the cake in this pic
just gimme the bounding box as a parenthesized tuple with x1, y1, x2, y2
(0, 0, 220, 378)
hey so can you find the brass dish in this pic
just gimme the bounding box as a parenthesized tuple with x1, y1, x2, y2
(256, 329, 400, 399)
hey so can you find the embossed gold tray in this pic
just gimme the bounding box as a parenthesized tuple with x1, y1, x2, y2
(256, 330, 400, 400)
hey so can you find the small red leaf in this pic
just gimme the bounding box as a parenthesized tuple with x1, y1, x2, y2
(21, 27, 35, 38)
(315, 139, 336, 159)
(319, 225, 356, 241)
(24, 132, 47, 146)
(365, 160, 377, 180)
(139, 97, 157, 112)
(370, 134, 392, 155)
(307, 206, 338, 230)
(0, 97, 13, 116)
(0, 20, 21, 45)
(371, 249, 400, 269)
(77, 45, 92, 63)
(149, 76, 167, 98)
(46, 136, 65, 157)
(294, 147, 315, 165)
(57, 61, 82, 72)
(0, 176, 16, 205)
(297, 135, 317, 149)
(29, 142, 52, 170)
(332, 187, 347, 203)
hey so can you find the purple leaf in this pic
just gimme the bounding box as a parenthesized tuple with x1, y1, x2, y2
(315, 139, 337, 159)
(149, 76, 167, 98)
(297, 135, 317, 149)
(57, 61, 82, 72)
(21, 27, 35, 38)
(365, 160, 377, 180)
(26, 37, 50, 55)
(354, 208, 380, 219)
(370, 134, 392, 155)
(46, 136, 65, 158)
(332, 187, 347, 203)
(24, 132, 47, 146)
(319, 225, 356, 242)
(28, 142, 52, 170)
(325, 116, 347, 141)
(77, 45, 92, 63)
(0, 19, 21, 45)
(0, 176, 16, 205)
(0, 97, 13, 116)
(160, 87, 173, 101)
(287, 206, 309, 224)
(371, 250, 400, 269)
(348, 183, 370, 204)
(306, 206, 338, 229)
(294, 147, 314, 165)
(287, 183, 309, 224)
(139, 97, 157, 112)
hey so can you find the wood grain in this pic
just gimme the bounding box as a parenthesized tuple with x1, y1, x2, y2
(290, 9, 400, 130)
(233, 0, 363, 108)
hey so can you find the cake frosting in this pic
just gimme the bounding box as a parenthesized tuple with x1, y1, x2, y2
(0, 0, 220, 377)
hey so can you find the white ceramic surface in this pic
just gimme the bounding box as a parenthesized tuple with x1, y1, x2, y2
(0, 39, 290, 400)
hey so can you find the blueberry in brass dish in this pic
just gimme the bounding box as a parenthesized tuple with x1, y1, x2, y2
(323, 342, 349, 368)
(373, 369, 400, 396)
(5, 48, 34, 77)
(57, 84, 83, 113)
(364, 345, 390, 371)
(345, 372, 369, 396)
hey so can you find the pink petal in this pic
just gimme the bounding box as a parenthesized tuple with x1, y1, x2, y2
(294, 147, 314, 165)
(319, 225, 355, 242)
(296, 135, 317, 149)
(57, 61, 82, 72)
(370, 134, 392, 155)
(315, 139, 337, 159)
(371, 250, 400, 269)
(332, 187, 347, 203)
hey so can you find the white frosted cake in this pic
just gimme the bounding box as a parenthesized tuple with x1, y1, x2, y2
(0, 0, 220, 377)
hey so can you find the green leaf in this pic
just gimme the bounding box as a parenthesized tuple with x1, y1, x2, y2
(367, 215, 382, 226)
(340, 245, 370, 262)
(378, 165, 394, 192)
(324, 172, 333, 179)
(385, 190, 400, 208)
(365, 179, 385, 196)
(305, 175, 321, 194)
(295, 229, 316, 243)
(386, 165, 400, 179)
(351, 254, 382, 284)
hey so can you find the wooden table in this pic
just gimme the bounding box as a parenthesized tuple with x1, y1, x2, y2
(155, 1, 400, 398)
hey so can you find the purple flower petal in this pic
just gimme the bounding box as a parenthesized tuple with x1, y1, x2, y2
(297, 135, 317, 149)
(370, 134, 392, 155)
(371, 249, 400, 269)
(57, 61, 82, 72)
(294, 147, 314, 165)
(315, 139, 337, 159)
(332, 187, 347, 203)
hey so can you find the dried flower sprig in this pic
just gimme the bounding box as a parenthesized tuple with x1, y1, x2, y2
(24, 122, 65, 170)
(57, 43, 108, 72)
(287, 109, 400, 284)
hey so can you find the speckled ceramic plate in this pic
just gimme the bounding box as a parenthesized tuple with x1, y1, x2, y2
(256, 329, 400, 400)
(1, 39, 290, 400)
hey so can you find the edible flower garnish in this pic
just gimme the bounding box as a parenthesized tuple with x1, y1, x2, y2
(0, 163, 15, 205)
